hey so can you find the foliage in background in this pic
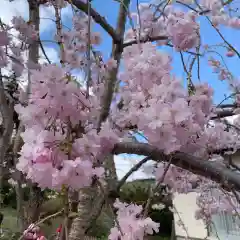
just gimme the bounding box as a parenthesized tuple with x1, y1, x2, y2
(88, 179, 173, 238)
(1, 179, 172, 239)
(1, 177, 30, 208)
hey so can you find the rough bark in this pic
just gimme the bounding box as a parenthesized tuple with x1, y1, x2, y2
(13, 124, 26, 231)
(13, 0, 41, 230)
(68, 188, 99, 240)
(71, 0, 120, 43)
(0, 74, 14, 208)
(68, 1, 130, 239)
(25, 0, 44, 226)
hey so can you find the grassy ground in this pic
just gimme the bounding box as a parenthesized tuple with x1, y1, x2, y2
(1, 208, 19, 240)
(1, 207, 62, 238)
(1, 207, 18, 231)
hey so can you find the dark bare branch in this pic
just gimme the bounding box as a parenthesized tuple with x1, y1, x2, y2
(211, 109, 236, 119)
(70, 0, 121, 43)
(123, 35, 168, 48)
(113, 142, 240, 191)
(117, 156, 152, 191)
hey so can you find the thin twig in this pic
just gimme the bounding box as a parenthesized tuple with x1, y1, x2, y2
(18, 210, 64, 240)
(117, 156, 152, 191)
(86, 0, 92, 97)
(143, 157, 172, 217)
(70, 0, 120, 43)
(123, 35, 168, 48)
(38, 39, 51, 64)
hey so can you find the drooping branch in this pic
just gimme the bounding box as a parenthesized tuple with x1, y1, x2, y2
(70, 0, 121, 43)
(113, 142, 240, 191)
(116, 156, 152, 191)
(123, 35, 168, 48)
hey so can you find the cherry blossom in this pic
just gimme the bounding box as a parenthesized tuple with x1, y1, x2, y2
(109, 199, 160, 240)
(2, 0, 240, 239)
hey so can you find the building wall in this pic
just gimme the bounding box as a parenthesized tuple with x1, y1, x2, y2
(173, 152, 240, 240)
(173, 192, 208, 239)
(173, 192, 223, 240)
(226, 151, 240, 167)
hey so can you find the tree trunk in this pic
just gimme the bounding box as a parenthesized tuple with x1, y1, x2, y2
(13, 0, 40, 230)
(0, 72, 14, 210)
(27, 184, 45, 223)
(68, 0, 130, 238)
(68, 154, 117, 240)
(25, 1, 43, 225)
(68, 187, 98, 240)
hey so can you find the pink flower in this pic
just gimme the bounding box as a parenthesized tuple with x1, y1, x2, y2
(226, 50, 235, 57)
(109, 199, 159, 240)
(167, 15, 199, 51)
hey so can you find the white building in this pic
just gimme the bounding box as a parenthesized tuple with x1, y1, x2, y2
(173, 191, 240, 240)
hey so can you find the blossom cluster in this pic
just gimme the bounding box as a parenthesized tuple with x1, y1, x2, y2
(13, 14, 120, 190)
(23, 224, 46, 240)
(109, 199, 160, 240)
(114, 43, 240, 158)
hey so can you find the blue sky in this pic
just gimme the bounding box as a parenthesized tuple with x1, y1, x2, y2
(39, 0, 240, 105)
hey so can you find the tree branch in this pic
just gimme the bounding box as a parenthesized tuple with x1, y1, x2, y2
(113, 142, 240, 191)
(18, 209, 64, 240)
(97, 0, 130, 128)
(123, 35, 168, 48)
(211, 109, 236, 119)
(143, 157, 172, 217)
(70, 0, 120, 43)
(69, 3, 132, 237)
(39, 39, 51, 64)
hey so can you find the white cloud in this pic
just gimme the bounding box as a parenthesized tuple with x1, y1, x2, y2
(0, 0, 51, 32)
(1, 0, 73, 33)
(40, 4, 73, 32)
(114, 154, 155, 181)
(39, 46, 59, 64)
(0, 0, 29, 24)
(39, 4, 73, 32)
(40, 5, 55, 32)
